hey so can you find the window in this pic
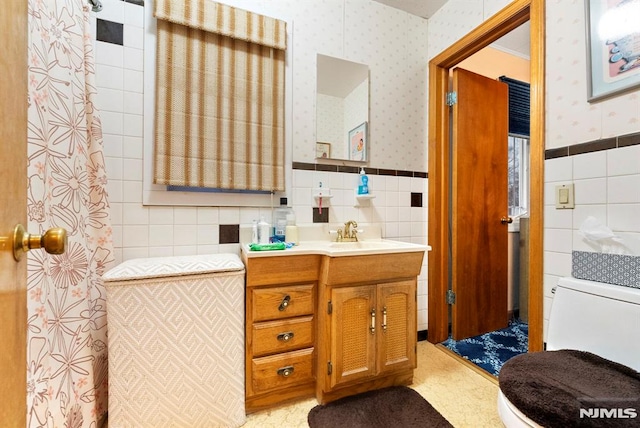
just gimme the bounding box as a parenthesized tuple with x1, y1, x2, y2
(508, 134, 529, 217)
(500, 76, 530, 218)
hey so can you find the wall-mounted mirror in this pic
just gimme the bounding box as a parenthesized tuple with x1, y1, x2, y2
(316, 54, 369, 161)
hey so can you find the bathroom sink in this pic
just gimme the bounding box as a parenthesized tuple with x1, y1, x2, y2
(241, 225, 431, 258)
(326, 239, 428, 255)
(329, 240, 408, 250)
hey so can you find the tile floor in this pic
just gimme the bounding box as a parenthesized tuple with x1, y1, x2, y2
(104, 341, 503, 427)
(242, 341, 503, 427)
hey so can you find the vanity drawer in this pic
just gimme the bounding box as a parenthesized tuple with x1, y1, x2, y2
(252, 316, 314, 357)
(251, 348, 314, 393)
(252, 284, 315, 322)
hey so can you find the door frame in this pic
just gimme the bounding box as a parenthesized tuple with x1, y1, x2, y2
(427, 0, 545, 351)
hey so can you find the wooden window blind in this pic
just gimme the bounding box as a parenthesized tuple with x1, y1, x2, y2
(153, 0, 286, 191)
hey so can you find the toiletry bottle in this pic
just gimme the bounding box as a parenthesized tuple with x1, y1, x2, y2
(251, 219, 258, 244)
(273, 198, 293, 243)
(285, 212, 299, 245)
(358, 167, 369, 195)
(258, 216, 270, 244)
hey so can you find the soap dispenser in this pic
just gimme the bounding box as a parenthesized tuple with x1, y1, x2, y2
(357, 168, 369, 195)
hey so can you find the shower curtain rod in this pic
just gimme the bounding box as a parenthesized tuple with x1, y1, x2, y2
(88, 0, 103, 12)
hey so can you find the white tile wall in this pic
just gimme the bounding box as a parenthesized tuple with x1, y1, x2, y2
(544, 146, 640, 335)
(608, 145, 640, 176)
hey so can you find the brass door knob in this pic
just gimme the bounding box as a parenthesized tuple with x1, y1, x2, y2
(501, 217, 513, 224)
(11, 224, 67, 261)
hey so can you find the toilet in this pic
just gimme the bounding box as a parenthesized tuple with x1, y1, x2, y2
(103, 254, 246, 428)
(497, 276, 640, 427)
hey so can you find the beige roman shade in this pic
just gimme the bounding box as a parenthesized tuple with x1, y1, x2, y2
(153, 0, 286, 191)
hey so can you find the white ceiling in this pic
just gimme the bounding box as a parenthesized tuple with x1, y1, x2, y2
(372, 0, 530, 58)
(372, 0, 449, 19)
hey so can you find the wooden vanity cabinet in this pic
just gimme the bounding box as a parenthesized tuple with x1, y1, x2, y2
(242, 249, 424, 411)
(242, 254, 321, 413)
(316, 252, 423, 404)
(328, 280, 416, 388)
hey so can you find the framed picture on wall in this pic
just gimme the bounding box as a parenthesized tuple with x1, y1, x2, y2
(315, 142, 331, 159)
(348, 121, 367, 161)
(586, 0, 640, 102)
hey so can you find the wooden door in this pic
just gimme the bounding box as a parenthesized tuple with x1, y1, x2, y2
(451, 68, 509, 340)
(377, 280, 416, 375)
(0, 2, 28, 426)
(329, 285, 376, 388)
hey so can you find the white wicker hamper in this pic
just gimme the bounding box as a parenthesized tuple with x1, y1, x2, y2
(103, 254, 246, 427)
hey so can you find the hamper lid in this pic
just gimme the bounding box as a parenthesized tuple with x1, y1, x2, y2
(102, 253, 244, 282)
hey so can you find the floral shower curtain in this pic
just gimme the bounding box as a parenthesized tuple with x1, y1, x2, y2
(26, 1, 114, 426)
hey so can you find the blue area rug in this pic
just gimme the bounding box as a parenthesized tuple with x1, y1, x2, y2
(441, 320, 528, 376)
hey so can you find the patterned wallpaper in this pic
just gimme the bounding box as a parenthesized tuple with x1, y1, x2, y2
(276, 0, 428, 170)
(546, 0, 640, 148)
(316, 94, 344, 153)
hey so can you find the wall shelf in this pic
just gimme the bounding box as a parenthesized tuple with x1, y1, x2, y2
(313, 194, 333, 200)
(354, 191, 375, 206)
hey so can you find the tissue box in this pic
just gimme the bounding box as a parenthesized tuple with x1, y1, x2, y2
(572, 251, 640, 289)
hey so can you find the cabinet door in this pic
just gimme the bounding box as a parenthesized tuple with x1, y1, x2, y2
(377, 280, 417, 375)
(330, 285, 376, 388)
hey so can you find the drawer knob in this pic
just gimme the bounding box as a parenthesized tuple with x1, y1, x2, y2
(277, 331, 294, 342)
(278, 294, 291, 311)
(277, 365, 294, 377)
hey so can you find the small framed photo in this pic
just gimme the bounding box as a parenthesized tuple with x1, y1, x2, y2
(586, 0, 640, 102)
(316, 142, 331, 159)
(348, 121, 367, 161)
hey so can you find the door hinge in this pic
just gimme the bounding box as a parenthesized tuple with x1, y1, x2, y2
(446, 91, 457, 106)
(328, 300, 333, 314)
(446, 289, 456, 304)
(327, 361, 332, 375)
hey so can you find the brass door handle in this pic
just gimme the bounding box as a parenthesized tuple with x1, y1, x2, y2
(501, 217, 513, 224)
(9, 224, 67, 261)
(370, 308, 376, 335)
(381, 306, 387, 332)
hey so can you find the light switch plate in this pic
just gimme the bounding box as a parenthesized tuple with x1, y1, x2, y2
(555, 183, 575, 209)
